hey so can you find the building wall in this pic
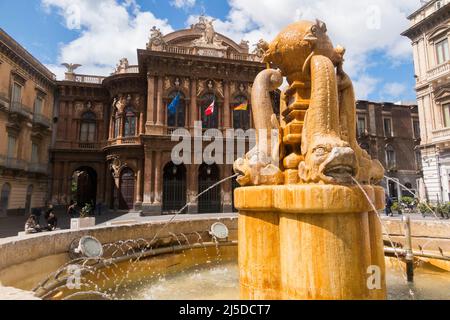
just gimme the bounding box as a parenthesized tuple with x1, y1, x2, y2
(356, 101, 421, 199)
(0, 29, 55, 216)
(403, 1, 450, 202)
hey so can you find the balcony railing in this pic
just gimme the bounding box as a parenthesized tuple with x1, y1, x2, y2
(427, 61, 450, 81)
(74, 74, 106, 84)
(121, 137, 140, 144)
(9, 101, 32, 118)
(2, 157, 27, 170)
(33, 113, 52, 128)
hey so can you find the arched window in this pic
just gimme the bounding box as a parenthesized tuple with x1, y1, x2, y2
(114, 109, 121, 138)
(233, 95, 250, 130)
(25, 185, 33, 214)
(200, 93, 219, 129)
(1, 183, 11, 216)
(124, 106, 137, 137)
(80, 112, 96, 142)
(167, 91, 186, 128)
(386, 145, 396, 168)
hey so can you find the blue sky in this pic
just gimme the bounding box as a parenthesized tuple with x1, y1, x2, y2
(0, 0, 419, 103)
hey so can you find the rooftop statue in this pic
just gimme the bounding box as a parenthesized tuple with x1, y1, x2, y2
(234, 19, 384, 186)
(147, 26, 165, 49)
(192, 17, 227, 50)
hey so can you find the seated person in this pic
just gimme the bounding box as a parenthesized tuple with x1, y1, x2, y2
(24, 215, 42, 234)
(45, 211, 58, 231)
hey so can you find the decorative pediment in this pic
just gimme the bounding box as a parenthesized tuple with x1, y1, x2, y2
(435, 86, 450, 103)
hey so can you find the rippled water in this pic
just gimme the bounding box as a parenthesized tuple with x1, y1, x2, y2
(115, 260, 449, 300)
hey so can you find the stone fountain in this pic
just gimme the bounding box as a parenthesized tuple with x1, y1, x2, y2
(234, 20, 387, 300)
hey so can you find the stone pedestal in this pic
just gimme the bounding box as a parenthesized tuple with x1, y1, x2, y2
(235, 185, 386, 300)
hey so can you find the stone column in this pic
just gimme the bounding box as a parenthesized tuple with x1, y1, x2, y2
(187, 164, 198, 214)
(146, 75, 155, 130)
(224, 81, 231, 129)
(139, 112, 145, 135)
(235, 185, 386, 300)
(142, 151, 154, 214)
(153, 151, 162, 212)
(118, 116, 123, 138)
(135, 161, 143, 210)
(156, 77, 164, 126)
(190, 78, 198, 132)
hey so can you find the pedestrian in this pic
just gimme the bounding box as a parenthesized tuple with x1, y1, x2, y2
(67, 201, 77, 219)
(44, 204, 54, 220)
(31, 207, 42, 225)
(385, 195, 393, 217)
(24, 215, 41, 234)
(45, 211, 58, 231)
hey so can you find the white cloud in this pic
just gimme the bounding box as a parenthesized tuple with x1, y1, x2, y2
(171, 0, 196, 9)
(42, 0, 418, 101)
(382, 82, 408, 100)
(189, 0, 418, 99)
(41, 0, 173, 79)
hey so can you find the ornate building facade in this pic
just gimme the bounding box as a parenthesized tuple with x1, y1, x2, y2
(50, 18, 266, 215)
(356, 101, 421, 199)
(0, 29, 55, 216)
(402, 0, 450, 202)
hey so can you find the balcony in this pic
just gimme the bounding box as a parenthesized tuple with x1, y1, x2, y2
(0, 157, 27, 171)
(432, 127, 450, 144)
(33, 113, 52, 128)
(9, 101, 32, 119)
(28, 163, 48, 174)
(107, 137, 141, 146)
(426, 61, 450, 82)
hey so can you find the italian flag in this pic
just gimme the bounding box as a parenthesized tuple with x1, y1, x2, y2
(205, 100, 215, 116)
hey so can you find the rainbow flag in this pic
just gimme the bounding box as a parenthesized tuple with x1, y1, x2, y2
(234, 102, 248, 111)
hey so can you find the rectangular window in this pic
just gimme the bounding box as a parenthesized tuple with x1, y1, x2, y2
(436, 38, 449, 65)
(413, 120, 421, 139)
(34, 97, 43, 114)
(7, 136, 16, 159)
(383, 118, 392, 137)
(11, 82, 22, 103)
(443, 104, 450, 128)
(80, 122, 96, 142)
(357, 116, 366, 136)
(31, 143, 39, 163)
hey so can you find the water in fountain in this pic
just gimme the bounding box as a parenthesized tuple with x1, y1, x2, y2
(149, 173, 240, 245)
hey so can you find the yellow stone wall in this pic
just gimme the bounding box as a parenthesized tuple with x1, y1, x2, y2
(0, 38, 55, 213)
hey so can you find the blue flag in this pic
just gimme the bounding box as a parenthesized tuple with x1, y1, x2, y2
(168, 93, 180, 115)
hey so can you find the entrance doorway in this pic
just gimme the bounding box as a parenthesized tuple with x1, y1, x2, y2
(198, 164, 221, 214)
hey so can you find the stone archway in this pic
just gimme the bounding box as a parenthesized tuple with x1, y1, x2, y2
(198, 163, 221, 214)
(163, 162, 187, 214)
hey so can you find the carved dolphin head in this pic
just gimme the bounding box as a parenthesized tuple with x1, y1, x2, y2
(299, 135, 358, 184)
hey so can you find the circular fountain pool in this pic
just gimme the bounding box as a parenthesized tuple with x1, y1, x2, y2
(0, 216, 448, 300)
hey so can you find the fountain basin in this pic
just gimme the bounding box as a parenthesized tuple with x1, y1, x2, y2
(0, 213, 448, 300)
